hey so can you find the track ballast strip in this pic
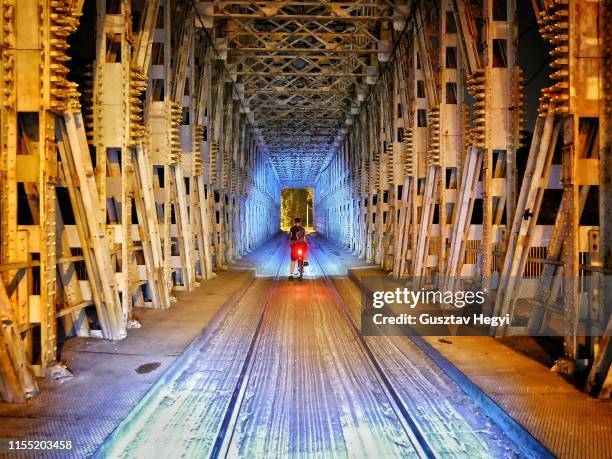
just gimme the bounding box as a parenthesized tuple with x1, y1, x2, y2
(309, 238, 436, 459)
(209, 244, 285, 459)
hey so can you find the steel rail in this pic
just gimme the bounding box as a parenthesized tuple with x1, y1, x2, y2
(308, 236, 436, 459)
(208, 238, 286, 459)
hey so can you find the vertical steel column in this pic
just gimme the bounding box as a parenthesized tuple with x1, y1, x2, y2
(93, 0, 135, 317)
(479, 0, 518, 290)
(438, 0, 464, 278)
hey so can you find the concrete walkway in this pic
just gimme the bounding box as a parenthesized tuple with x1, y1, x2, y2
(347, 266, 612, 459)
(0, 269, 253, 457)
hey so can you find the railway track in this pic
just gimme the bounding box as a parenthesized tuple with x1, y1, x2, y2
(209, 238, 436, 459)
(308, 239, 436, 459)
(209, 247, 284, 458)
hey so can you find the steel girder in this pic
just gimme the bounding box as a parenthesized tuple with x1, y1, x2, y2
(201, 0, 405, 185)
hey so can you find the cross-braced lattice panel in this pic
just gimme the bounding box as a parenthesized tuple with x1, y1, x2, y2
(214, 0, 398, 186)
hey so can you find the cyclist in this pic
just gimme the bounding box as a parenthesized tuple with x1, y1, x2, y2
(288, 217, 308, 280)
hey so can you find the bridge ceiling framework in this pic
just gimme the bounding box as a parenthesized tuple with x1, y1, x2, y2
(197, 0, 408, 187)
